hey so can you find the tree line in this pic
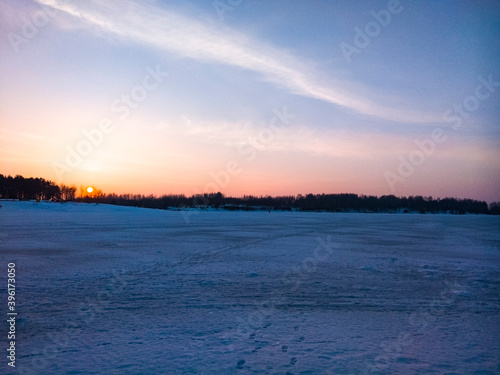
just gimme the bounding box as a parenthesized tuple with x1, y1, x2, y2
(1, 174, 498, 214)
(96, 192, 498, 215)
(0, 174, 76, 201)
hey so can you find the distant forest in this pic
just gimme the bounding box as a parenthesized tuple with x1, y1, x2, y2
(1, 174, 499, 215)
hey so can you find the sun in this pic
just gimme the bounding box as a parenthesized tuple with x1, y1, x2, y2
(86, 186, 94, 194)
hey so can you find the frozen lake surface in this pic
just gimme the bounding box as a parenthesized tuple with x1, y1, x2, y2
(1, 201, 499, 374)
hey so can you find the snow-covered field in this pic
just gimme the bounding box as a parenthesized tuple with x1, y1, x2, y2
(1, 201, 499, 374)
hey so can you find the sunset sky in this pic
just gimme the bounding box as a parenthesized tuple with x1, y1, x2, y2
(1, 0, 499, 201)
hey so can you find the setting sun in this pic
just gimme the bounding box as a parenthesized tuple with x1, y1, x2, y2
(86, 186, 94, 194)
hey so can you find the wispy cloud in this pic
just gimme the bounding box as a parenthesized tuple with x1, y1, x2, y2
(0, 128, 60, 145)
(162, 115, 500, 164)
(36, 0, 442, 124)
(159, 115, 405, 160)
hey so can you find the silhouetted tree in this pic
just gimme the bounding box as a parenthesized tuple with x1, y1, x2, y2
(0, 174, 60, 200)
(1, 174, 497, 215)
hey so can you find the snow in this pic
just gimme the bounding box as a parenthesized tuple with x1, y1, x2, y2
(1, 201, 499, 374)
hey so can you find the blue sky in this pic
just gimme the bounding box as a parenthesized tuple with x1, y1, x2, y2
(1, 0, 499, 201)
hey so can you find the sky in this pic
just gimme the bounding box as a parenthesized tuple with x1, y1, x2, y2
(1, 0, 499, 202)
